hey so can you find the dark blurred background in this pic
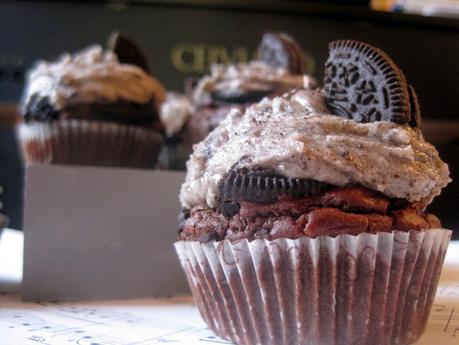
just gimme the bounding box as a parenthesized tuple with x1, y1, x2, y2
(0, 0, 458, 235)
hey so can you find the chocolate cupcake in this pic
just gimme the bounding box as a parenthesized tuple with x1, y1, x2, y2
(175, 40, 452, 345)
(185, 32, 316, 147)
(19, 35, 165, 169)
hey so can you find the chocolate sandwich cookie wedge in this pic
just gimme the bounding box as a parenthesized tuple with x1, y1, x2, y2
(107, 31, 150, 73)
(258, 32, 307, 75)
(324, 40, 415, 126)
(408, 85, 422, 128)
(217, 167, 333, 217)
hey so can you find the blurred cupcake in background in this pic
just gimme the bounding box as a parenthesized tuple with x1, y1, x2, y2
(184, 32, 317, 147)
(19, 32, 165, 169)
(158, 32, 316, 169)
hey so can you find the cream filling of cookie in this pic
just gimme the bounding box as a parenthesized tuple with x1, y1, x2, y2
(180, 88, 450, 209)
(22, 45, 165, 111)
(192, 61, 316, 106)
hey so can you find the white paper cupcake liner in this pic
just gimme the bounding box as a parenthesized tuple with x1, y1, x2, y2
(175, 229, 451, 345)
(18, 120, 164, 169)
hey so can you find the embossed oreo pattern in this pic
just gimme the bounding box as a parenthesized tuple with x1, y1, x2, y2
(324, 40, 413, 125)
(217, 167, 332, 217)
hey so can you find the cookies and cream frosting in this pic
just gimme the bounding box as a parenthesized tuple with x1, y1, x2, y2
(180, 88, 450, 209)
(160, 92, 195, 137)
(22, 45, 165, 111)
(192, 61, 316, 106)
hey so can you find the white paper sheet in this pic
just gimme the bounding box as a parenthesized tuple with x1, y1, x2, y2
(0, 296, 233, 345)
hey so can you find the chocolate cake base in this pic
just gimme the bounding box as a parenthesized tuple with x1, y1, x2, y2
(23, 95, 164, 133)
(180, 187, 440, 242)
(175, 229, 451, 345)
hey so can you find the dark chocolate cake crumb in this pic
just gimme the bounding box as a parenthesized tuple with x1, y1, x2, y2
(180, 186, 440, 242)
(23, 96, 164, 133)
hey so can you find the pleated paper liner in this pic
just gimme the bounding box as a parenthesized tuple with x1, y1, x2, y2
(175, 228, 451, 345)
(18, 120, 164, 169)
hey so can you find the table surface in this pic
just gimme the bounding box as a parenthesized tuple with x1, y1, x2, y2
(0, 229, 458, 345)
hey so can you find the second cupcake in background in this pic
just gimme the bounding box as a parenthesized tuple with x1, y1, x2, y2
(187, 32, 317, 146)
(160, 32, 317, 154)
(19, 32, 165, 169)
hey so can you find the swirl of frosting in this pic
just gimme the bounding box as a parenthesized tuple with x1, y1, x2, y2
(22, 45, 165, 112)
(192, 61, 316, 106)
(180, 89, 450, 209)
(160, 92, 195, 137)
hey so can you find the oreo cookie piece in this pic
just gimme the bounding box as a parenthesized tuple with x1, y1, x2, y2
(258, 32, 307, 75)
(324, 40, 414, 126)
(217, 167, 333, 217)
(408, 85, 421, 128)
(211, 89, 273, 105)
(107, 31, 150, 73)
(23, 94, 61, 122)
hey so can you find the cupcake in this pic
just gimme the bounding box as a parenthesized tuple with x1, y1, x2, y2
(175, 40, 452, 345)
(184, 32, 316, 147)
(19, 33, 165, 169)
